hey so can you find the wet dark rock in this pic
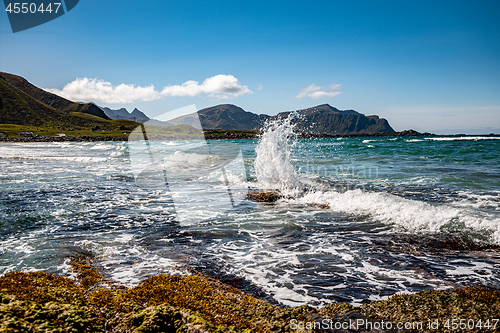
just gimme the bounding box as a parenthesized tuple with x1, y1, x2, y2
(388, 234, 500, 254)
(246, 191, 282, 202)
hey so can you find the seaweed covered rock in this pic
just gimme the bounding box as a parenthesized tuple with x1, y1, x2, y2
(0, 257, 320, 332)
(0, 271, 104, 332)
(246, 192, 282, 203)
(110, 304, 195, 333)
(2, 256, 500, 333)
(0, 296, 100, 333)
(320, 287, 500, 333)
(115, 274, 319, 332)
(0, 271, 85, 305)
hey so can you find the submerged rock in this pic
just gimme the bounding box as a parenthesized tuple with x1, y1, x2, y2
(246, 191, 282, 203)
(316, 204, 330, 209)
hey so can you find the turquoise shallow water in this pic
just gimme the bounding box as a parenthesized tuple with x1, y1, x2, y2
(0, 136, 499, 306)
(293, 136, 500, 190)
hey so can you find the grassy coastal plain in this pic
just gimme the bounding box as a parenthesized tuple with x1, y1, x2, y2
(0, 123, 134, 139)
(0, 124, 261, 141)
(0, 126, 440, 141)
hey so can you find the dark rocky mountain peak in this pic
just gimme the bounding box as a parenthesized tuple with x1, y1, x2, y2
(196, 104, 270, 130)
(165, 103, 394, 135)
(272, 104, 394, 135)
(278, 104, 361, 117)
(131, 108, 148, 119)
(100, 106, 150, 123)
(166, 104, 268, 130)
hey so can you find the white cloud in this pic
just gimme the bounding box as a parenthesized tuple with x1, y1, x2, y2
(295, 83, 342, 99)
(257, 84, 263, 91)
(161, 74, 252, 99)
(45, 74, 252, 104)
(45, 78, 161, 104)
(295, 84, 321, 99)
(327, 83, 342, 90)
(307, 91, 342, 99)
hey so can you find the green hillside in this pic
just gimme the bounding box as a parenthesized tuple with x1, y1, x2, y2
(0, 71, 109, 119)
(0, 73, 139, 137)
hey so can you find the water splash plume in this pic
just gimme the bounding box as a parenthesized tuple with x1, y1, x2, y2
(254, 112, 302, 193)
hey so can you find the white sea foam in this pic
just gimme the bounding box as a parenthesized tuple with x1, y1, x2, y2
(90, 143, 115, 150)
(206, 222, 453, 307)
(0, 145, 109, 162)
(284, 189, 500, 243)
(56, 238, 186, 287)
(110, 151, 123, 157)
(444, 261, 493, 277)
(0, 155, 109, 162)
(451, 191, 500, 210)
(162, 151, 220, 169)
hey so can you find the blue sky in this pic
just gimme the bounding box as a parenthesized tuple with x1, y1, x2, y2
(1, 0, 499, 133)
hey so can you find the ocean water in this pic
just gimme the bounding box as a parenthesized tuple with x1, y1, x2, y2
(1, 122, 500, 307)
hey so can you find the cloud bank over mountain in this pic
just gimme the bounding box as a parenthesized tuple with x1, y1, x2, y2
(161, 74, 252, 99)
(46, 74, 253, 104)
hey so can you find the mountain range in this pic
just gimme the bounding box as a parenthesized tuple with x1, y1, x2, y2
(163, 104, 394, 135)
(100, 107, 149, 123)
(0, 71, 395, 136)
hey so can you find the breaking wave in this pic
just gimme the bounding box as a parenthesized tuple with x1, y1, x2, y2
(253, 114, 500, 245)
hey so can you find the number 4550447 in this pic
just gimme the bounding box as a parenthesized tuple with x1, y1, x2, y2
(5, 3, 62, 14)
(443, 319, 498, 330)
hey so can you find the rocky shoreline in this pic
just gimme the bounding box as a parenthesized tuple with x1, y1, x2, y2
(1, 130, 499, 143)
(1, 256, 499, 333)
(2, 191, 500, 332)
(203, 129, 440, 140)
(0, 135, 129, 142)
